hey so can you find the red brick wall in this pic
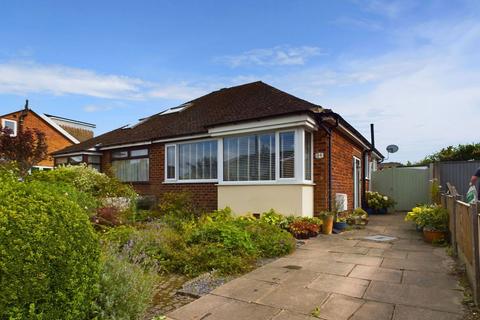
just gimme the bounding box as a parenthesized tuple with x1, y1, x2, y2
(313, 128, 364, 214)
(1, 110, 75, 167)
(102, 143, 218, 213)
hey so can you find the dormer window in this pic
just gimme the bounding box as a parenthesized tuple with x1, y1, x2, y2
(1, 119, 17, 136)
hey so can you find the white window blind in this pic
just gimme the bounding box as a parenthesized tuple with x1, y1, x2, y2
(223, 133, 275, 181)
(112, 158, 149, 182)
(305, 131, 312, 180)
(279, 131, 295, 178)
(178, 140, 217, 180)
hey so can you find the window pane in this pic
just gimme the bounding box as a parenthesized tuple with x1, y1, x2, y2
(131, 149, 148, 157)
(112, 151, 128, 159)
(280, 131, 295, 178)
(88, 155, 101, 164)
(305, 131, 312, 180)
(69, 155, 83, 164)
(223, 133, 275, 181)
(3, 120, 16, 135)
(178, 140, 217, 180)
(56, 157, 68, 164)
(112, 159, 149, 182)
(166, 146, 176, 179)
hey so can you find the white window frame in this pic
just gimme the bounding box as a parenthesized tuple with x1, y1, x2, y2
(164, 144, 177, 181)
(163, 127, 315, 185)
(1, 119, 17, 137)
(164, 138, 220, 184)
(364, 153, 370, 180)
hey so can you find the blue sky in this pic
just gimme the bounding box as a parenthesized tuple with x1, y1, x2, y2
(1, 0, 479, 162)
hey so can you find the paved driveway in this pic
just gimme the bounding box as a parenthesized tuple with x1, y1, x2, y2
(167, 213, 465, 320)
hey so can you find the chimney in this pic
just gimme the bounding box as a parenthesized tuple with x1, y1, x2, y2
(370, 123, 375, 149)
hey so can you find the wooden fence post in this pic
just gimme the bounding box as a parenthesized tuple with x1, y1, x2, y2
(470, 202, 480, 305)
(452, 196, 458, 255)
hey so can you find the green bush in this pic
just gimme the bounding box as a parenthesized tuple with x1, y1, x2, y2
(30, 164, 137, 206)
(93, 247, 157, 320)
(0, 173, 100, 319)
(244, 221, 296, 257)
(158, 192, 199, 220)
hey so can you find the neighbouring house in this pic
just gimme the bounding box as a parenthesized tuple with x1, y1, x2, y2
(0, 101, 96, 170)
(52, 82, 383, 216)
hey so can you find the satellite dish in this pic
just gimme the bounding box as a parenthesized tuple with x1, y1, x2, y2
(386, 144, 399, 154)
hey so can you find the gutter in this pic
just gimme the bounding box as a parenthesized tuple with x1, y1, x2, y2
(317, 115, 339, 211)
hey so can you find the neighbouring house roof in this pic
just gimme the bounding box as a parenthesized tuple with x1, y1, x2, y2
(53, 81, 324, 155)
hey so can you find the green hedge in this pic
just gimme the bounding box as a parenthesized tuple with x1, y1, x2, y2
(0, 173, 100, 319)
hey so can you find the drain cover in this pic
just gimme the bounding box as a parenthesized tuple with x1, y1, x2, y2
(283, 265, 302, 270)
(363, 235, 397, 242)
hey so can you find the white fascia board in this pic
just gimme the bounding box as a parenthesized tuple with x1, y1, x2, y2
(38, 113, 80, 144)
(100, 141, 152, 150)
(208, 114, 317, 137)
(53, 151, 103, 157)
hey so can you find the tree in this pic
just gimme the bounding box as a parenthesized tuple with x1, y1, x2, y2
(417, 142, 480, 165)
(0, 127, 48, 177)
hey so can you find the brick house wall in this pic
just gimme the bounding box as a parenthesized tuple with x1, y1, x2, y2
(1, 111, 75, 167)
(101, 143, 217, 213)
(313, 128, 365, 214)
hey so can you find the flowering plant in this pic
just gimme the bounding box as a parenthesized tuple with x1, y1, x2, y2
(366, 191, 395, 209)
(405, 204, 448, 231)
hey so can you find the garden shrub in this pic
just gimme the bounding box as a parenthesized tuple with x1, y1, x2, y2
(244, 221, 296, 257)
(93, 247, 157, 320)
(0, 174, 100, 320)
(158, 192, 199, 220)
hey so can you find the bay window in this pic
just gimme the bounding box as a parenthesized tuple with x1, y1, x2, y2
(223, 133, 275, 181)
(111, 149, 149, 182)
(305, 131, 312, 180)
(279, 131, 295, 179)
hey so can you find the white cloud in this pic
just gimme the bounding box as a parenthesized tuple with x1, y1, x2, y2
(218, 46, 322, 67)
(0, 61, 209, 102)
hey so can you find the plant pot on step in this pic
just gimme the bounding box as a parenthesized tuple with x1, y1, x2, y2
(423, 228, 446, 243)
(333, 221, 348, 231)
(322, 215, 334, 235)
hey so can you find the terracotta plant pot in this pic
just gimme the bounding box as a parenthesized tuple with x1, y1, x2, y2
(423, 229, 446, 243)
(322, 216, 334, 235)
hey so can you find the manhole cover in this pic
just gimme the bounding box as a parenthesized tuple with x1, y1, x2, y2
(283, 265, 302, 270)
(363, 235, 397, 242)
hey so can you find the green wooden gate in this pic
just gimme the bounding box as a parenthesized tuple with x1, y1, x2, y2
(371, 166, 430, 211)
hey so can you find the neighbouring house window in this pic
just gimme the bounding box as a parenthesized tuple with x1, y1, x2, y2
(111, 149, 149, 182)
(305, 131, 312, 180)
(88, 155, 101, 171)
(166, 145, 176, 180)
(279, 131, 295, 179)
(56, 157, 68, 165)
(1, 119, 17, 136)
(178, 140, 217, 180)
(69, 155, 83, 165)
(223, 133, 275, 181)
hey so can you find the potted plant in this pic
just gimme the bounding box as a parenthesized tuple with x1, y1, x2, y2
(406, 204, 448, 243)
(333, 211, 348, 231)
(365, 191, 395, 214)
(288, 220, 310, 239)
(347, 208, 369, 226)
(319, 212, 334, 235)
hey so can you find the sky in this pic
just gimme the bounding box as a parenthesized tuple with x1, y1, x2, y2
(0, 0, 479, 163)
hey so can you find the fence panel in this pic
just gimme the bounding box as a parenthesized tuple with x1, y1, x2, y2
(456, 201, 473, 264)
(437, 161, 480, 198)
(372, 166, 430, 211)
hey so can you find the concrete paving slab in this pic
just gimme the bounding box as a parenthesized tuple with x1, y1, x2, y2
(327, 246, 369, 255)
(257, 285, 329, 314)
(350, 301, 394, 320)
(330, 252, 383, 266)
(308, 273, 369, 298)
(305, 260, 355, 276)
(402, 270, 460, 289)
(211, 277, 278, 302)
(366, 248, 408, 259)
(205, 299, 281, 320)
(282, 269, 322, 288)
(355, 241, 392, 249)
(314, 294, 364, 320)
(393, 304, 463, 320)
(348, 265, 402, 283)
(272, 310, 318, 320)
(167, 294, 231, 320)
(244, 265, 300, 283)
(364, 281, 463, 314)
(381, 257, 448, 272)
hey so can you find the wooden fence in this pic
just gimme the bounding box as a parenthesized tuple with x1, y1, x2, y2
(442, 193, 480, 304)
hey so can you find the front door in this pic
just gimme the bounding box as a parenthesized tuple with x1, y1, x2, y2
(353, 157, 362, 209)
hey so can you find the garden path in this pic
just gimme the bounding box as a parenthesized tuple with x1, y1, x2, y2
(167, 212, 465, 320)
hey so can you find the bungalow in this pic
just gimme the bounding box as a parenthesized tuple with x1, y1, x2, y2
(52, 82, 383, 216)
(1, 101, 96, 170)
